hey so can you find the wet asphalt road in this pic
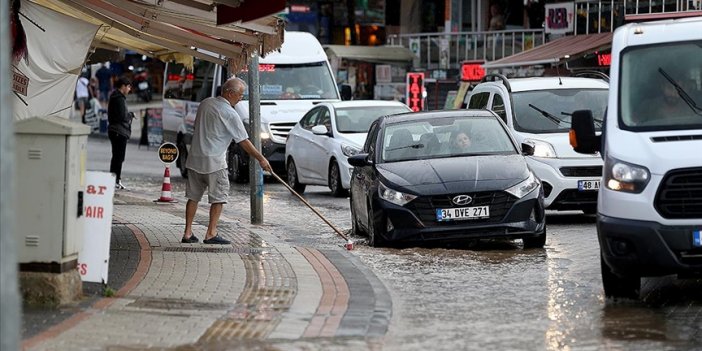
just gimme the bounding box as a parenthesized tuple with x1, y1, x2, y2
(91, 136, 701, 350)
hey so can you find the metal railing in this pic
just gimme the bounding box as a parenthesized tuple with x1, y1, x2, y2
(624, 0, 702, 16)
(387, 29, 546, 71)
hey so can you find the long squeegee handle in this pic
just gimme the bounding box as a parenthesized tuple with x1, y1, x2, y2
(270, 171, 349, 242)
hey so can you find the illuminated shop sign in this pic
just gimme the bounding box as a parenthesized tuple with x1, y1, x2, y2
(406, 72, 425, 112)
(461, 61, 486, 81)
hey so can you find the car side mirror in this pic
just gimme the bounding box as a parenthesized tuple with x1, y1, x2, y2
(521, 142, 535, 156)
(348, 153, 372, 167)
(340, 84, 352, 101)
(570, 110, 601, 154)
(311, 125, 330, 136)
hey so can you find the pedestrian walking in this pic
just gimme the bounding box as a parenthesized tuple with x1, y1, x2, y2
(75, 74, 90, 123)
(95, 63, 113, 107)
(107, 77, 133, 190)
(182, 77, 271, 245)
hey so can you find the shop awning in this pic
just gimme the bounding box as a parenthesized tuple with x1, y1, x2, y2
(324, 45, 415, 64)
(483, 32, 612, 69)
(31, 0, 285, 72)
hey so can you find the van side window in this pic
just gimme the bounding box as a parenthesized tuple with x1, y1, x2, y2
(491, 94, 507, 123)
(468, 92, 490, 109)
(300, 108, 321, 130)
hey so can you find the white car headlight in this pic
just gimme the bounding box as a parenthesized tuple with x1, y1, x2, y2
(524, 139, 557, 158)
(341, 144, 361, 157)
(379, 182, 417, 206)
(604, 157, 650, 193)
(505, 172, 540, 198)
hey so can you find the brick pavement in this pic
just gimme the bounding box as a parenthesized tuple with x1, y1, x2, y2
(23, 189, 391, 350)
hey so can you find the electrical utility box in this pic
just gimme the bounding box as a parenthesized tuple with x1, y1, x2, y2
(15, 116, 90, 272)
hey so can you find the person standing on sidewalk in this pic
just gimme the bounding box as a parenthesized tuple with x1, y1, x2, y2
(182, 77, 271, 245)
(108, 77, 133, 190)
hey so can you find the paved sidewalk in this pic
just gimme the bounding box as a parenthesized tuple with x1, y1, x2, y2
(22, 189, 391, 350)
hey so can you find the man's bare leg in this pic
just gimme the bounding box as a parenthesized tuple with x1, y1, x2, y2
(184, 199, 198, 239)
(205, 203, 224, 240)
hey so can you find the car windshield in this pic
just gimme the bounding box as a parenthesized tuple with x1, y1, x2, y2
(512, 89, 608, 133)
(335, 106, 410, 133)
(381, 116, 517, 163)
(620, 41, 702, 131)
(236, 62, 339, 100)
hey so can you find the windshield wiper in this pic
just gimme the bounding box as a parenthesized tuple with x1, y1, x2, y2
(529, 104, 570, 126)
(658, 67, 702, 116)
(386, 143, 425, 152)
(561, 111, 603, 127)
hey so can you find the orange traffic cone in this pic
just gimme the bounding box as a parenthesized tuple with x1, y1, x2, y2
(154, 166, 178, 203)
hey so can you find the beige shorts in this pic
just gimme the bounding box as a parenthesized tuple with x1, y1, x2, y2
(185, 168, 229, 203)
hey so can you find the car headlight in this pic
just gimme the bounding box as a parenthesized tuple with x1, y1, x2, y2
(505, 172, 540, 198)
(379, 182, 417, 206)
(604, 157, 650, 193)
(524, 139, 557, 158)
(341, 144, 361, 157)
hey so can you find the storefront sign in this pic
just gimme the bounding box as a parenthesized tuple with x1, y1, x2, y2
(78, 171, 115, 284)
(406, 72, 425, 112)
(461, 61, 486, 81)
(545, 2, 575, 34)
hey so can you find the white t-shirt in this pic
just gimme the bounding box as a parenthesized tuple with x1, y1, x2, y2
(75, 77, 90, 98)
(185, 96, 249, 174)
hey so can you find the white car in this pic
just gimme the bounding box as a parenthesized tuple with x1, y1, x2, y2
(465, 75, 609, 214)
(285, 100, 411, 196)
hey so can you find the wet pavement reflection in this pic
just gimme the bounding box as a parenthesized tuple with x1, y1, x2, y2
(126, 176, 701, 350)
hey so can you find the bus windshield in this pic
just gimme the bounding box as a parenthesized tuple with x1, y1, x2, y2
(236, 62, 339, 100)
(620, 40, 702, 132)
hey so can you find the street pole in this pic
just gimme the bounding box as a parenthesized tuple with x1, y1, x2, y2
(247, 51, 263, 224)
(1, 0, 22, 349)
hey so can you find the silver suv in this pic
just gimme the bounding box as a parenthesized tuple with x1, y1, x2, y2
(464, 74, 609, 214)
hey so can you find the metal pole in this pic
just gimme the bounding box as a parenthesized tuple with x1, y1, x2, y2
(247, 51, 263, 224)
(1, 0, 22, 348)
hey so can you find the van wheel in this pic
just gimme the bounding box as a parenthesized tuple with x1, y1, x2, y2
(329, 161, 348, 197)
(523, 228, 546, 249)
(228, 146, 248, 183)
(601, 254, 640, 300)
(286, 159, 306, 194)
(176, 137, 188, 179)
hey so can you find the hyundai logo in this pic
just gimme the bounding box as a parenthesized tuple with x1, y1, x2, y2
(452, 195, 473, 206)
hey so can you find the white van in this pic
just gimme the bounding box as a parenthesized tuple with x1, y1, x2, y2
(465, 75, 609, 214)
(570, 17, 702, 299)
(162, 31, 342, 179)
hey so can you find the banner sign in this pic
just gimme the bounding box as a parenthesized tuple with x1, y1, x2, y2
(78, 171, 115, 284)
(545, 2, 575, 35)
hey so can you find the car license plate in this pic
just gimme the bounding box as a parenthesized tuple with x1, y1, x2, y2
(138, 82, 149, 90)
(436, 206, 490, 221)
(578, 180, 600, 191)
(693, 230, 702, 248)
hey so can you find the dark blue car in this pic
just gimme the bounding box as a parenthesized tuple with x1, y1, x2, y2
(348, 110, 546, 247)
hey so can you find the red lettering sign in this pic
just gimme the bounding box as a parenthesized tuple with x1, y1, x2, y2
(461, 62, 485, 81)
(406, 73, 425, 112)
(597, 53, 611, 66)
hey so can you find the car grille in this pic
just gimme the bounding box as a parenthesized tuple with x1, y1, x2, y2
(655, 168, 702, 219)
(550, 189, 598, 208)
(406, 191, 517, 225)
(268, 122, 298, 144)
(560, 166, 603, 177)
